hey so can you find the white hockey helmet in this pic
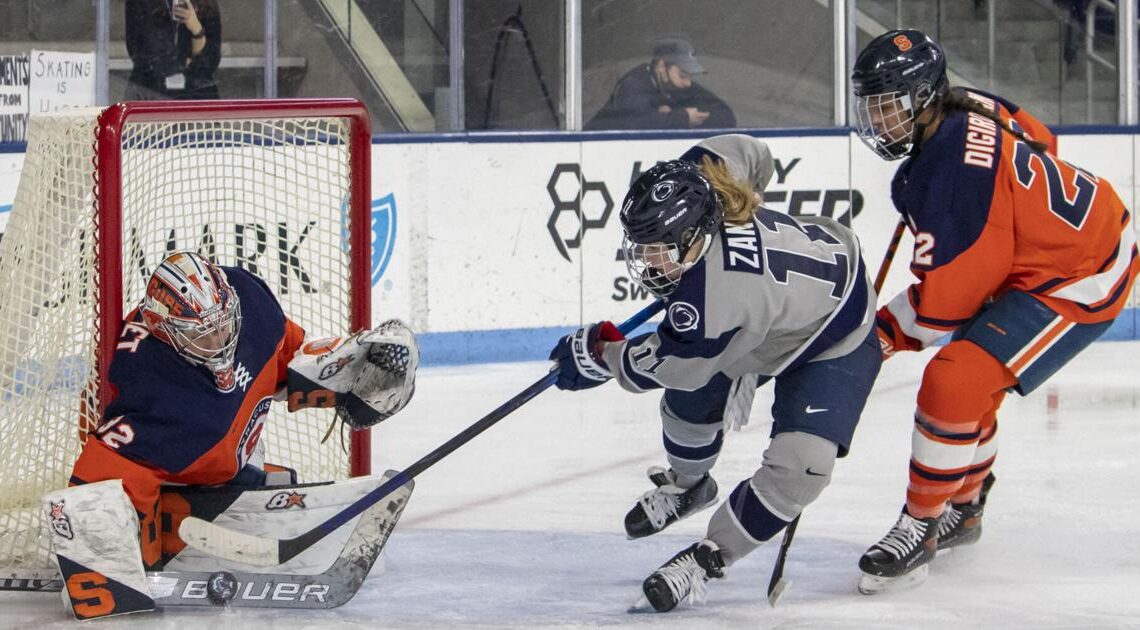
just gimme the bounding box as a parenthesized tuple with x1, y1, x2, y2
(141, 252, 242, 392)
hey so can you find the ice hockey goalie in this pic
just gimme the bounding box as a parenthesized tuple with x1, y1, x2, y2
(51, 252, 418, 619)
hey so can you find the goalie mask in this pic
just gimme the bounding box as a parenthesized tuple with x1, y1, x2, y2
(141, 252, 242, 392)
(852, 29, 948, 160)
(620, 160, 723, 297)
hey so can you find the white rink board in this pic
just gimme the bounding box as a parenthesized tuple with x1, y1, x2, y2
(372, 133, 900, 332)
(1, 131, 1137, 337)
(372, 131, 1139, 331)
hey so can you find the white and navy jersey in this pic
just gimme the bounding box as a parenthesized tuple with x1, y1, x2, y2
(680, 133, 774, 194)
(604, 211, 874, 393)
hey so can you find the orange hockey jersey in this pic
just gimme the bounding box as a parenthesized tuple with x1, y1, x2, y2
(69, 266, 305, 567)
(881, 89, 1137, 350)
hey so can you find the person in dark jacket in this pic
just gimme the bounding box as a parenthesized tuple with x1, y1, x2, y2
(125, 0, 222, 100)
(587, 37, 736, 130)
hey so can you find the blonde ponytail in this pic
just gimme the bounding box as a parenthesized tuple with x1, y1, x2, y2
(699, 156, 757, 225)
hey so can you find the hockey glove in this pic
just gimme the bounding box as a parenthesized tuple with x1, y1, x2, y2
(875, 309, 920, 359)
(287, 319, 419, 428)
(548, 321, 625, 391)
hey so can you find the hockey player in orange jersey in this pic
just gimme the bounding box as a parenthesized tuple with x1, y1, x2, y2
(851, 30, 1137, 593)
(51, 251, 418, 618)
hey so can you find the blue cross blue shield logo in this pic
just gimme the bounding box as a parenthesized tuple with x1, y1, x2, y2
(371, 193, 397, 287)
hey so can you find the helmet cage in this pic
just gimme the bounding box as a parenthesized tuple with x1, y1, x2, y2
(159, 298, 241, 371)
(622, 228, 713, 298)
(855, 90, 918, 160)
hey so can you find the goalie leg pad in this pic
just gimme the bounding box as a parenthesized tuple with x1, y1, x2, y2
(43, 480, 155, 619)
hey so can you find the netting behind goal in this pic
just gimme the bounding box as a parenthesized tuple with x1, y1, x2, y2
(0, 99, 372, 573)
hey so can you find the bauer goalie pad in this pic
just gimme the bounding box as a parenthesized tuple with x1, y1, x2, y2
(17, 471, 413, 610)
(287, 319, 419, 428)
(42, 480, 156, 620)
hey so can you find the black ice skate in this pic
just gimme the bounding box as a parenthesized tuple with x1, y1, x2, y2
(640, 539, 726, 612)
(858, 509, 938, 595)
(624, 466, 717, 539)
(937, 472, 995, 551)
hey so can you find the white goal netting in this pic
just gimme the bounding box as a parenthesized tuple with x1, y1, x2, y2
(0, 103, 369, 573)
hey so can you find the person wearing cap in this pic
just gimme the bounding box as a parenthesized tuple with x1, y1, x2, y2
(587, 37, 736, 130)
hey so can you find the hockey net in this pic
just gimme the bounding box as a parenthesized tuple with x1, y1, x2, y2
(0, 100, 373, 575)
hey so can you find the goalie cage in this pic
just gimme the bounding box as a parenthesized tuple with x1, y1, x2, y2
(0, 99, 374, 580)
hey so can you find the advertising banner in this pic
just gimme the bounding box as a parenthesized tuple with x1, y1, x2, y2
(0, 54, 29, 142)
(0, 130, 1135, 350)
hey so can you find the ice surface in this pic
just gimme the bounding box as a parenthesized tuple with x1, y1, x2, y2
(4, 341, 1140, 628)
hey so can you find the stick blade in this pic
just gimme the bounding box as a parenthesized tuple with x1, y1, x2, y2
(767, 577, 789, 606)
(178, 516, 281, 566)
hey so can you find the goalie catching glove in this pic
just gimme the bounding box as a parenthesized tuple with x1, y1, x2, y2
(286, 319, 419, 427)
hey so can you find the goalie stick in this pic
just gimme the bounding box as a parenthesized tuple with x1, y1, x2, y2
(766, 217, 906, 606)
(179, 300, 666, 566)
(1, 470, 413, 609)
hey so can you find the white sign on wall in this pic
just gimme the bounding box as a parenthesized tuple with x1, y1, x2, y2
(28, 50, 96, 113)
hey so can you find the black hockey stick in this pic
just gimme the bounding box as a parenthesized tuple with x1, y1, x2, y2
(767, 217, 906, 606)
(180, 300, 666, 566)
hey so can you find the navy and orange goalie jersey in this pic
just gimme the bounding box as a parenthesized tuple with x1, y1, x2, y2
(881, 89, 1137, 350)
(69, 266, 305, 567)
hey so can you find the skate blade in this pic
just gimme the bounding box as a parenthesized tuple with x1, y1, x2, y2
(858, 564, 929, 595)
(627, 595, 655, 614)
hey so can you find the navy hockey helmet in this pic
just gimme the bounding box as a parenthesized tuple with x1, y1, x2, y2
(619, 160, 723, 297)
(851, 29, 949, 160)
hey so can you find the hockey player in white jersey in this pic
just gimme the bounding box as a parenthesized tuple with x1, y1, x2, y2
(548, 134, 882, 612)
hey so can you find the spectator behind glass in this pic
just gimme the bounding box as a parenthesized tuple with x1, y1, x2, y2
(125, 0, 222, 100)
(587, 37, 736, 130)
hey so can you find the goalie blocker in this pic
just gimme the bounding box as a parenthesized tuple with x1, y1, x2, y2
(37, 472, 414, 619)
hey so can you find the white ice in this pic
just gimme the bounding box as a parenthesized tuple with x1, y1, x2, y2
(4, 340, 1140, 629)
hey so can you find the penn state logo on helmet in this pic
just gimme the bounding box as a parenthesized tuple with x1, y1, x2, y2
(651, 181, 676, 203)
